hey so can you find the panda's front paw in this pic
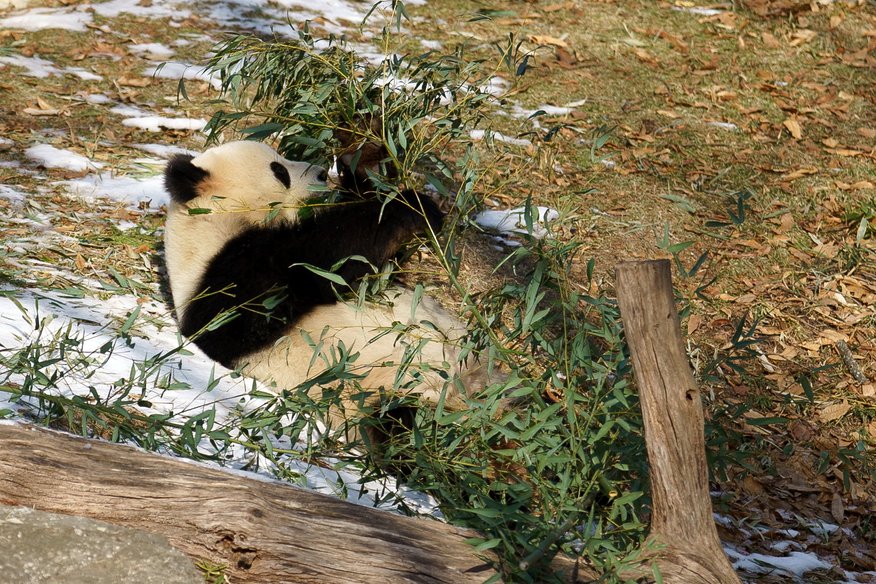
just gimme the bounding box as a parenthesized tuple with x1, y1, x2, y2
(401, 190, 444, 234)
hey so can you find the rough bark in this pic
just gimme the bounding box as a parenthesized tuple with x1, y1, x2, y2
(0, 422, 495, 584)
(615, 259, 740, 583)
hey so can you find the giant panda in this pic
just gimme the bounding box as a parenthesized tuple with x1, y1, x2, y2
(162, 140, 487, 438)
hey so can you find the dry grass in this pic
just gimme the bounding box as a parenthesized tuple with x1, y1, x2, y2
(1, 0, 875, 579)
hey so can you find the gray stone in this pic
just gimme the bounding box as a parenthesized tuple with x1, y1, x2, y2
(0, 505, 202, 584)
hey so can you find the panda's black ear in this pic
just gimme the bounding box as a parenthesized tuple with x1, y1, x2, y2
(270, 161, 291, 189)
(164, 154, 209, 203)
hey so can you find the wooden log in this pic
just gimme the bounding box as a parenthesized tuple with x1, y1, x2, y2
(0, 422, 496, 584)
(615, 259, 740, 583)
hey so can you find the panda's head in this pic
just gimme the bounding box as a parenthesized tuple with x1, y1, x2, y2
(164, 141, 328, 225)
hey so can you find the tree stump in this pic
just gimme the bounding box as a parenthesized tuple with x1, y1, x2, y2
(615, 259, 740, 583)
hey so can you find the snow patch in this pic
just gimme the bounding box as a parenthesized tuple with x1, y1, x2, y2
(144, 62, 221, 90)
(128, 43, 176, 59)
(470, 129, 532, 148)
(538, 105, 573, 116)
(90, 0, 191, 20)
(475, 206, 559, 239)
(725, 546, 833, 578)
(0, 7, 91, 31)
(706, 121, 738, 131)
(83, 94, 112, 105)
(481, 76, 510, 97)
(0, 54, 101, 80)
(671, 6, 725, 16)
(133, 143, 197, 158)
(26, 144, 104, 172)
(0, 184, 26, 204)
(122, 117, 208, 133)
(63, 173, 168, 208)
(110, 104, 151, 118)
(272, 0, 369, 25)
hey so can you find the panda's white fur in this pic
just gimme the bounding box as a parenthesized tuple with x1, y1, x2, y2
(164, 142, 323, 322)
(163, 141, 483, 429)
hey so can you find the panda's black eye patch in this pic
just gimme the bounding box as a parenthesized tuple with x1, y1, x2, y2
(270, 161, 291, 189)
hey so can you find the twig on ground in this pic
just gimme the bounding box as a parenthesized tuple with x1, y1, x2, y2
(836, 341, 869, 384)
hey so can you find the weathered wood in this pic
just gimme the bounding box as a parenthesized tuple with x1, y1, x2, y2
(0, 422, 496, 584)
(615, 259, 740, 583)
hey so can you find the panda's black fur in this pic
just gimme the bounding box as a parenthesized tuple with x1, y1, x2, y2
(161, 140, 492, 452)
(164, 149, 443, 370)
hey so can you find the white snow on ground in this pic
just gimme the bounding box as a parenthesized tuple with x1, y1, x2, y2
(537, 105, 573, 116)
(273, 0, 369, 25)
(470, 129, 532, 148)
(0, 54, 102, 81)
(0, 7, 91, 31)
(706, 121, 738, 131)
(0, 184, 27, 203)
(83, 93, 112, 104)
(0, 0, 190, 32)
(475, 206, 559, 240)
(90, 0, 190, 19)
(109, 104, 152, 118)
(144, 62, 221, 90)
(62, 173, 168, 207)
(724, 546, 834, 578)
(133, 143, 197, 158)
(671, 6, 725, 16)
(122, 116, 208, 133)
(128, 43, 176, 59)
(25, 145, 104, 172)
(108, 104, 208, 134)
(481, 76, 510, 97)
(0, 289, 439, 513)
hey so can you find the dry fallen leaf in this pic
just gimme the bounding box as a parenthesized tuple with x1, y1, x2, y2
(528, 35, 569, 48)
(783, 118, 803, 139)
(818, 400, 851, 424)
(827, 148, 863, 157)
(24, 107, 61, 116)
(541, 2, 572, 11)
(762, 32, 780, 48)
(775, 212, 794, 233)
(633, 48, 658, 66)
(820, 329, 848, 343)
(835, 180, 875, 191)
(782, 167, 817, 181)
(789, 419, 814, 442)
(831, 491, 845, 523)
(741, 476, 766, 497)
(118, 77, 152, 87)
(789, 29, 817, 47)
